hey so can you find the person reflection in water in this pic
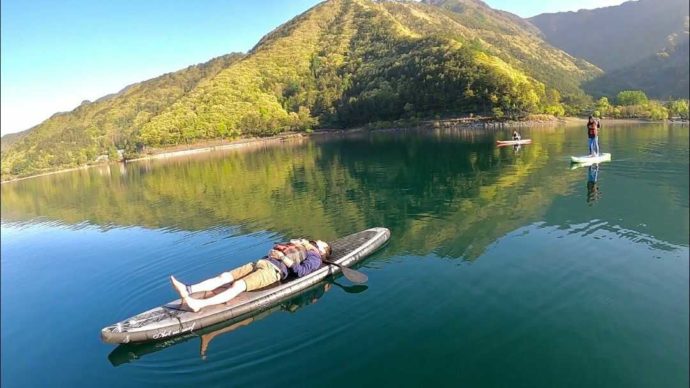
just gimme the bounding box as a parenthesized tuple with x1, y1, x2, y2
(198, 283, 332, 359)
(587, 164, 601, 205)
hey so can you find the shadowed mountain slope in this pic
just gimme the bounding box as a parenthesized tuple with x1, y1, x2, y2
(529, 0, 689, 98)
(529, 0, 689, 72)
(583, 25, 689, 98)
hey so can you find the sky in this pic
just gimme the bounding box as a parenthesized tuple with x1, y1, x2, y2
(0, 0, 627, 136)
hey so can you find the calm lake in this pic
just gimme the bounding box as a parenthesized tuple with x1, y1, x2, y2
(1, 123, 688, 387)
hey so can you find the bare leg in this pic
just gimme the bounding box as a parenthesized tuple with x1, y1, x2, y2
(188, 272, 234, 293)
(185, 280, 248, 312)
(200, 316, 255, 359)
(170, 272, 234, 299)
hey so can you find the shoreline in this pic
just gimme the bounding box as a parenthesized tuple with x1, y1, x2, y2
(1, 132, 311, 184)
(125, 132, 309, 162)
(1, 116, 679, 184)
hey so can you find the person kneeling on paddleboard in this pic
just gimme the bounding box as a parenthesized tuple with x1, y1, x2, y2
(587, 116, 600, 156)
(512, 131, 521, 141)
(170, 239, 332, 312)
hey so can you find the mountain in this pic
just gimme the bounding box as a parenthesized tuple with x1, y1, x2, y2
(529, 0, 689, 72)
(416, 0, 598, 93)
(0, 128, 31, 150)
(1, 0, 599, 180)
(1, 53, 244, 176)
(583, 32, 689, 99)
(529, 0, 689, 98)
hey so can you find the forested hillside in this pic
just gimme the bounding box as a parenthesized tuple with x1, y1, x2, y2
(0, 129, 31, 150)
(1, 53, 244, 177)
(1, 0, 600, 180)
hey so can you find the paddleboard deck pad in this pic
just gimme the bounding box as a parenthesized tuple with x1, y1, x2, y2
(571, 153, 611, 164)
(496, 139, 532, 146)
(101, 227, 390, 344)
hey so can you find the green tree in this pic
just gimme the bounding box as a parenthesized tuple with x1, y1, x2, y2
(544, 104, 565, 116)
(616, 90, 648, 106)
(296, 106, 317, 131)
(646, 101, 668, 120)
(594, 97, 611, 117)
(666, 99, 689, 119)
(561, 93, 593, 116)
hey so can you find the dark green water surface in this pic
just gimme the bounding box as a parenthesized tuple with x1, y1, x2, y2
(1, 123, 688, 387)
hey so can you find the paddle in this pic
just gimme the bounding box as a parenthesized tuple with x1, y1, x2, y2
(322, 259, 368, 284)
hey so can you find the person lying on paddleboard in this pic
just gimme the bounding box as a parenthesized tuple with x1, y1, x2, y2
(587, 116, 601, 156)
(170, 239, 333, 312)
(512, 131, 521, 141)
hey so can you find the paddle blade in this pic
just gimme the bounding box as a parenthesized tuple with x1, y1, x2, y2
(339, 266, 368, 284)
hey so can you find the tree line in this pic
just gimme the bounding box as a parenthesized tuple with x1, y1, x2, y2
(593, 90, 689, 120)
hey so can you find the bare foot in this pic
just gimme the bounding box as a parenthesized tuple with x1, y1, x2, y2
(170, 276, 189, 298)
(184, 296, 204, 313)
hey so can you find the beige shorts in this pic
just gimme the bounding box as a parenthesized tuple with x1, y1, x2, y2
(230, 259, 281, 291)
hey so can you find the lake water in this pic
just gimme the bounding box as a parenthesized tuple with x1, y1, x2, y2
(1, 123, 688, 387)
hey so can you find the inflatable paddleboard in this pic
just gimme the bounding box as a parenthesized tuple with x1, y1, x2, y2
(570, 153, 611, 165)
(496, 139, 532, 146)
(101, 227, 390, 344)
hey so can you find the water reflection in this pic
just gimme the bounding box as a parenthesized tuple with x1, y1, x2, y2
(586, 164, 601, 205)
(1, 124, 688, 256)
(0, 128, 554, 258)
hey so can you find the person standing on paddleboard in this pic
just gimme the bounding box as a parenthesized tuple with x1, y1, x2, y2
(170, 239, 332, 312)
(587, 116, 601, 156)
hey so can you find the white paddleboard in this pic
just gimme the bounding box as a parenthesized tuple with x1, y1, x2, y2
(496, 139, 532, 146)
(571, 153, 611, 165)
